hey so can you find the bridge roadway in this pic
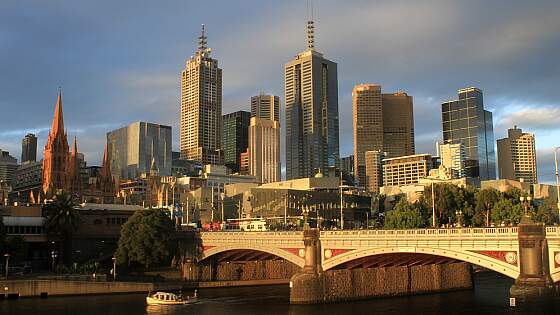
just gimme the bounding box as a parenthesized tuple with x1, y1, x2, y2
(199, 226, 560, 282)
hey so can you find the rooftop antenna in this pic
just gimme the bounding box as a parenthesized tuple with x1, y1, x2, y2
(198, 24, 208, 55)
(306, 0, 315, 51)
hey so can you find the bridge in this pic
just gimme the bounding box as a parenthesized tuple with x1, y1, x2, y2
(200, 226, 560, 282)
(194, 219, 560, 304)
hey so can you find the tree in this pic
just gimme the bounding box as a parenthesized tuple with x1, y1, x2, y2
(115, 209, 177, 268)
(43, 191, 81, 264)
(491, 198, 523, 226)
(384, 199, 426, 229)
(474, 189, 500, 227)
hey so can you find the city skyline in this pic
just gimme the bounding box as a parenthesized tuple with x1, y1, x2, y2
(1, 0, 560, 183)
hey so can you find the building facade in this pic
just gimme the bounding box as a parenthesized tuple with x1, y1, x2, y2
(180, 25, 223, 165)
(107, 121, 172, 180)
(364, 150, 384, 193)
(251, 94, 280, 122)
(0, 149, 18, 184)
(439, 142, 466, 179)
(21, 133, 37, 164)
(352, 84, 415, 188)
(248, 117, 280, 183)
(221, 111, 250, 173)
(285, 19, 340, 179)
(382, 154, 433, 187)
(497, 126, 537, 184)
(441, 87, 496, 180)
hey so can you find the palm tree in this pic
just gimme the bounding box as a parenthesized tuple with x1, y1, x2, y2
(43, 191, 81, 265)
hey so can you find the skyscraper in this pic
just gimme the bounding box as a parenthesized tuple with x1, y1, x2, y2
(382, 92, 415, 158)
(222, 111, 250, 173)
(21, 133, 37, 164)
(497, 126, 537, 184)
(249, 117, 280, 183)
(180, 25, 223, 165)
(107, 122, 172, 180)
(352, 84, 415, 189)
(353, 84, 383, 187)
(285, 19, 340, 179)
(441, 87, 496, 180)
(251, 94, 280, 122)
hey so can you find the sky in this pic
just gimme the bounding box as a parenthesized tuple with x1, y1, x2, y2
(1, 0, 559, 183)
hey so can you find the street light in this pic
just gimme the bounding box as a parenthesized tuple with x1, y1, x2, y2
(112, 257, 117, 281)
(455, 210, 463, 228)
(4, 253, 10, 279)
(520, 195, 533, 216)
(554, 147, 560, 223)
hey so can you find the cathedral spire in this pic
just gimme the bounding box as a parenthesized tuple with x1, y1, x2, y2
(51, 88, 65, 136)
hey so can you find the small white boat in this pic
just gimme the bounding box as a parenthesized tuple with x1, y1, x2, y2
(146, 290, 198, 305)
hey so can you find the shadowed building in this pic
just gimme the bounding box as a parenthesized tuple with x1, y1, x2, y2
(285, 19, 340, 180)
(222, 111, 250, 173)
(180, 25, 223, 165)
(21, 133, 37, 164)
(497, 126, 537, 184)
(441, 87, 496, 180)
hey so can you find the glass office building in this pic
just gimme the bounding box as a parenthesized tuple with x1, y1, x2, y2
(441, 87, 496, 180)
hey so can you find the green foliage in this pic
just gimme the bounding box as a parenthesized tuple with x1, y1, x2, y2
(43, 191, 80, 238)
(473, 188, 500, 227)
(384, 199, 427, 229)
(115, 209, 177, 268)
(491, 199, 523, 226)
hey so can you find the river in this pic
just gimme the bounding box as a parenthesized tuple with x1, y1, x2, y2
(1, 272, 559, 314)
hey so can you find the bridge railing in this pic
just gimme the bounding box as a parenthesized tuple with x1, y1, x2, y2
(320, 227, 519, 238)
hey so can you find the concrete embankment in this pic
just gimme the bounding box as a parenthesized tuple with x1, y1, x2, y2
(291, 262, 473, 303)
(0, 280, 170, 298)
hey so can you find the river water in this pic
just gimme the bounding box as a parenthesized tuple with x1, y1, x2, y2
(1, 273, 559, 314)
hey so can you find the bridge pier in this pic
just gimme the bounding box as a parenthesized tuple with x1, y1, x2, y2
(510, 216, 557, 304)
(289, 226, 325, 304)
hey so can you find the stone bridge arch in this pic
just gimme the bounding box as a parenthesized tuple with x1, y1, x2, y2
(321, 246, 520, 279)
(201, 244, 305, 268)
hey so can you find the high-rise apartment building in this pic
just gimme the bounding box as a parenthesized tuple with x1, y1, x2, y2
(383, 154, 433, 187)
(251, 94, 280, 122)
(21, 133, 37, 164)
(107, 122, 172, 180)
(352, 84, 415, 189)
(222, 111, 250, 173)
(364, 150, 384, 193)
(439, 142, 466, 179)
(180, 25, 223, 165)
(285, 19, 340, 179)
(497, 126, 537, 184)
(248, 117, 280, 183)
(441, 87, 496, 180)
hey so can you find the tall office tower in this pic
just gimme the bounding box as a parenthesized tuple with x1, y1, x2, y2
(441, 87, 496, 180)
(248, 117, 281, 183)
(222, 111, 250, 173)
(251, 94, 280, 121)
(340, 155, 354, 178)
(107, 121, 172, 180)
(382, 92, 415, 158)
(285, 19, 340, 179)
(439, 142, 467, 178)
(180, 25, 223, 165)
(21, 133, 37, 164)
(353, 84, 383, 187)
(497, 126, 537, 184)
(0, 149, 18, 183)
(364, 150, 384, 193)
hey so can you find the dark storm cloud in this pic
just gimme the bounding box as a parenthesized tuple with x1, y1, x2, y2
(1, 0, 559, 182)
